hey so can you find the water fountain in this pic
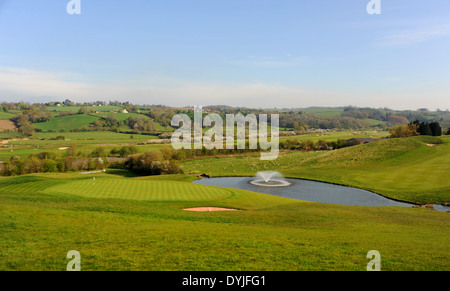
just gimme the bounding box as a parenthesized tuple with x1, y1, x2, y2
(250, 171, 292, 187)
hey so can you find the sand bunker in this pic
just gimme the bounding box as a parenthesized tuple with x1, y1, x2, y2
(183, 207, 241, 212)
(426, 144, 437, 147)
(59, 147, 69, 150)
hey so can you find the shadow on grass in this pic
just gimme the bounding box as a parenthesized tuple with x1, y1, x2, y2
(104, 168, 140, 178)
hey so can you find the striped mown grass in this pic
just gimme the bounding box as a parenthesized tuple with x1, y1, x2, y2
(44, 178, 233, 201)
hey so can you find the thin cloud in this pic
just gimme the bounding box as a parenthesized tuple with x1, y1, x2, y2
(228, 55, 308, 68)
(377, 23, 450, 47)
(0, 66, 449, 110)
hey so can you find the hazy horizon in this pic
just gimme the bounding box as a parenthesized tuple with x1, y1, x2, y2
(1, 1, 449, 111)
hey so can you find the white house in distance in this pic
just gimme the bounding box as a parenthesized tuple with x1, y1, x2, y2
(122, 109, 129, 114)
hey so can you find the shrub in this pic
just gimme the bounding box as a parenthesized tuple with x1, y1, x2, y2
(18, 124, 35, 136)
(119, 145, 138, 157)
(90, 147, 107, 158)
(124, 151, 183, 176)
(43, 159, 58, 173)
(390, 124, 419, 138)
(25, 157, 44, 173)
(34, 152, 57, 160)
(109, 145, 138, 157)
(65, 144, 78, 157)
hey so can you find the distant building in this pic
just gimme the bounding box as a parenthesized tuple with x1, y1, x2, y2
(122, 109, 129, 114)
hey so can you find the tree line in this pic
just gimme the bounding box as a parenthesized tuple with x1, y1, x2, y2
(390, 120, 445, 138)
(0, 145, 183, 177)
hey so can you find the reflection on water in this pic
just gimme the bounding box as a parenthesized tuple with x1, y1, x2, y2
(195, 177, 415, 208)
(195, 177, 450, 212)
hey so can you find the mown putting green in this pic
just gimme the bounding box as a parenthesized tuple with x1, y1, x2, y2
(44, 178, 233, 201)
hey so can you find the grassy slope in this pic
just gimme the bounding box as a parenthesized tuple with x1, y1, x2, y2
(34, 114, 100, 132)
(364, 118, 385, 126)
(0, 173, 448, 271)
(92, 112, 142, 121)
(180, 136, 450, 205)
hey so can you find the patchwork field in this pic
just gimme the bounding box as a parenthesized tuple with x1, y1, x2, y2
(0, 119, 17, 132)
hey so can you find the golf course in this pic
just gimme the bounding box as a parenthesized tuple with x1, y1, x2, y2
(0, 133, 448, 271)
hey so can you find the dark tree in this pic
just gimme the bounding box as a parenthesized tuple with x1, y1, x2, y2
(429, 121, 442, 136)
(410, 120, 443, 136)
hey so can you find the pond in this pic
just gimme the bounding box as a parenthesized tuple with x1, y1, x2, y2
(194, 177, 448, 211)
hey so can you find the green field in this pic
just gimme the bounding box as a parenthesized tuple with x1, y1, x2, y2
(34, 114, 100, 132)
(0, 132, 22, 139)
(279, 130, 388, 143)
(0, 131, 164, 162)
(92, 112, 143, 121)
(364, 118, 386, 127)
(46, 105, 123, 112)
(0, 112, 16, 119)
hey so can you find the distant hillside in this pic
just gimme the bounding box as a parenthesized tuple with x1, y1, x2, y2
(3, 101, 450, 134)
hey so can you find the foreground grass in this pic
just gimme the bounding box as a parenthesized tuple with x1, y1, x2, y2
(0, 172, 449, 271)
(181, 136, 450, 205)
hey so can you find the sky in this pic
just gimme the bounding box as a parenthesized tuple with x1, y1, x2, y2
(0, 0, 449, 110)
